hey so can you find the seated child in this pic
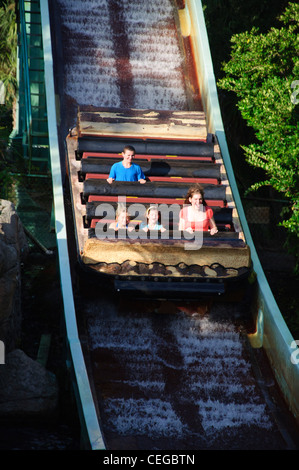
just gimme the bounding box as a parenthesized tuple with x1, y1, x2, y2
(140, 205, 166, 232)
(109, 205, 134, 232)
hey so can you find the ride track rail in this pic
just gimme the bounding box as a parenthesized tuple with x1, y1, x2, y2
(38, 0, 299, 450)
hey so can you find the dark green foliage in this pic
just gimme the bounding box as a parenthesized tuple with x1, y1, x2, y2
(0, 1, 17, 197)
(217, 3, 299, 268)
(203, 0, 290, 78)
(0, 1, 17, 107)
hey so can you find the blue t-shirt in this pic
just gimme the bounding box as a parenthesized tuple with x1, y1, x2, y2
(109, 161, 145, 182)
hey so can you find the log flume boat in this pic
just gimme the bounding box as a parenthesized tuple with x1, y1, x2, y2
(66, 107, 251, 299)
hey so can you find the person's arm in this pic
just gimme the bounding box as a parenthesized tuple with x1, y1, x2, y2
(179, 207, 192, 232)
(178, 207, 184, 231)
(107, 163, 116, 184)
(178, 217, 184, 231)
(179, 207, 194, 233)
(209, 217, 218, 235)
(137, 165, 146, 184)
(207, 208, 218, 235)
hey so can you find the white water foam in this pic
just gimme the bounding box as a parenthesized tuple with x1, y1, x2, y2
(122, 0, 187, 109)
(197, 400, 272, 433)
(86, 303, 273, 442)
(57, 0, 121, 107)
(57, 0, 188, 109)
(104, 398, 185, 438)
(169, 315, 272, 435)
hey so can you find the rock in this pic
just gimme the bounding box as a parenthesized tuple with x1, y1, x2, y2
(0, 200, 29, 350)
(0, 200, 28, 256)
(0, 349, 58, 419)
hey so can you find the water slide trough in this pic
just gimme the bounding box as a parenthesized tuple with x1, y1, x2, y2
(39, 0, 299, 448)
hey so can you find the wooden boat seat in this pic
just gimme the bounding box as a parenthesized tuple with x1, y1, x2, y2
(79, 156, 221, 179)
(86, 194, 226, 206)
(88, 219, 233, 236)
(82, 180, 227, 203)
(83, 173, 220, 186)
(85, 199, 233, 229)
(81, 151, 215, 162)
(76, 138, 214, 159)
(88, 223, 243, 242)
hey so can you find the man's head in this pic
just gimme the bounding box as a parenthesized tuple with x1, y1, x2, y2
(122, 145, 135, 165)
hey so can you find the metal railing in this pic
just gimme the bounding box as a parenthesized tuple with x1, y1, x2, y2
(18, 0, 33, 164)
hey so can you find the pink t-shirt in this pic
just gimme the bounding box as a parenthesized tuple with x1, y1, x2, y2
(179, 206, 214, 231)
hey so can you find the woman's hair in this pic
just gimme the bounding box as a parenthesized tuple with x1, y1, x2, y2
(184, 184, 207, 205)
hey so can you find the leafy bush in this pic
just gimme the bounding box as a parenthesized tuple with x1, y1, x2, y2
(218, 3, 299, 268)
(0, 1, 17, 107)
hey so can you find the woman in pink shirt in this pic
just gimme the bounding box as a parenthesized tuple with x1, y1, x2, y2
(179, 184, 218, 235)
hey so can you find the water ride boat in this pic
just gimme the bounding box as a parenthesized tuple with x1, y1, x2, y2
(66, 107, 251, 298)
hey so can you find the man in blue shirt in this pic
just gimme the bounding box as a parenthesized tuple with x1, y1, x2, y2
(107, 145, 146, 184)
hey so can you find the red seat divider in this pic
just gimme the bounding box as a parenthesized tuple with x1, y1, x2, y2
(84, 173, 220, 185)
(87, 195, 226, 207)
(82, 152, 214, 162)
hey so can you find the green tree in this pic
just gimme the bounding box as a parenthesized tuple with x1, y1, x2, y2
(0, 1, 17, 107)
(218, 3, 299, 267)
(0, 1, 17, 198)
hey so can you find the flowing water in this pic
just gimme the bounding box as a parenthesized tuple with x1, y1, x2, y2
(58, 0, 188, 110)
(84, 298, 285, 449)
